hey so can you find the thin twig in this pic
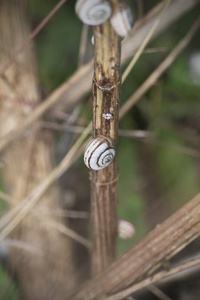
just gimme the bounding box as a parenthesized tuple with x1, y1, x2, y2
(0, 191, 14, 204)
(104, 257, 200, 300)
(122, 0, 172, 83)
(70, 193, 200, 300)
(78, 24, 89, 67)
(119, 129, 200, 157)
(147, 285, 172, 300)
(0, 126, 91, 242)
(120, 15, 200, 118)
(0, 0, 198, 152)
(136, 0, 144, 19)
(1, 14, 199, 243)
(36, 206, 89, 219)
(0, 0, 68, 78)
(39, 218, 91, 248)
(0, 60, 93, 152)
(1, 238, 42, 256)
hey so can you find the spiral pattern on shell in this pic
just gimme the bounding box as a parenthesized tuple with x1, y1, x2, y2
(110, 4, 134, 38)
(84, 136, 115, 170)
(118, 219, 135, 239)
(75, 0, 112, 26)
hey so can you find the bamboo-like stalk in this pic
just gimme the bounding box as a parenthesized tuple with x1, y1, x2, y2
(90, 0, 121, 275)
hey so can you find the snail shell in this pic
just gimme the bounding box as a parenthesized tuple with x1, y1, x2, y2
(110, 4, 134, 38)
(84, 136, 115, 170)
(75, 0, 112, 26)
(118, 219, 135, 239)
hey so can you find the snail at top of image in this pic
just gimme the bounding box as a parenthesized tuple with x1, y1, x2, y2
(75, 0, 134, 38)
(75, 0, 134, 170)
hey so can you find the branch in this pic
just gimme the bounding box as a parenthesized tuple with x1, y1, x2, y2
(70, 193, 200, 300)
(120, 15, 200, 118)
(104, 257, 200, 300)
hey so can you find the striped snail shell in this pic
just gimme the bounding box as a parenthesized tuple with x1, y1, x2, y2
(110, 4, 134, 38)
(118, 219, 135, 239)
(75, 0, 112, 26)
(84, 136, 115, 170)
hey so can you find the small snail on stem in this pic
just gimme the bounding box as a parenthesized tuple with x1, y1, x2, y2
(84, 136, 115, 170)
(75, 0, 112, 26)
(118, 219, 136, 239)
(110, 3, 134, 38)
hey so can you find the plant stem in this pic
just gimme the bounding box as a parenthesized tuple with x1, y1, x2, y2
(91, 0, 121, 275)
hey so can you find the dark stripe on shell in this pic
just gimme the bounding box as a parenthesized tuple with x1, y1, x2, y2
(88, 138, 107, 169)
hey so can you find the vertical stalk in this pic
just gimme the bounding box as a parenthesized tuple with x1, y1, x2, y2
(91, 0, 121, 275)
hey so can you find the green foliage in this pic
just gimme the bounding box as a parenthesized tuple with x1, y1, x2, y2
(117, 136, 147, 256)
(29, 0, 81, 89)
(0, 266, 19, 300)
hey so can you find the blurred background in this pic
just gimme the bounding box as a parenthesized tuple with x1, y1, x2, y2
(0, 0, 200, 299)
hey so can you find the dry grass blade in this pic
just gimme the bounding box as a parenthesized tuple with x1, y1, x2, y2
(136, 0, 144, 19)
(122, 0, 172, 83)
(78, 24, 89, 67)
(0, 191, 14, 204)
(0, 0, 198, 153)
(70, 193, 200, 300)
(36, 206, 89, 219)
(119, 129, 200, 157)
(120, 15, 200, 118)
(1, 238, 42, 256)
(147, 285, 172, 300)
(40, 218, 90, 248)
(104, 257, 200, 300)
(0, 0, 68, 78)
(0, 124, 91, 242)
(1, 13, 199, 244)
(0, 61, 93, 152)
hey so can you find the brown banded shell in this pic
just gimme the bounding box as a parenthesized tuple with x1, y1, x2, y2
(84, 136, 115, 170)
(118, 219, 136, 239)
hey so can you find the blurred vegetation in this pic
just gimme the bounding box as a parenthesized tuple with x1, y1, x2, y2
(0, 0, 200, 297)
(0, 266, 19, 300)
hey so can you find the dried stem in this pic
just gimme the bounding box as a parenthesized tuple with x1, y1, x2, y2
(122, 0, 171, 83)
(1, 12, 199, 246)
(0, 0, 198, 153)
(136, 0, 144, 19)
(147, 285, 172, 300)
(104, 257, 200, 300)
(0, 61, 93, 150)
(78, 24, 89, 67)
(120, 15, 200, 118)
(0, 0, 68, 78)
(70, 193, 200, 300)
(0, 130, 91, 242)
(91, 0, 121, 275)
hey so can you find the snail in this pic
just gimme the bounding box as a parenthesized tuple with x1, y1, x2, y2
(110, 3, 134, 38)
(75, 0, 112, 26)
(118, 219, 135, 239)
(84, 136, 115, 170)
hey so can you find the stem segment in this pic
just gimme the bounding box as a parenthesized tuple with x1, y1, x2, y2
(91, 0, 121, 275)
